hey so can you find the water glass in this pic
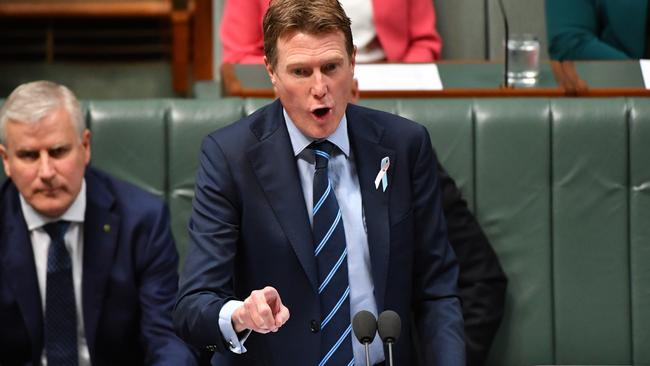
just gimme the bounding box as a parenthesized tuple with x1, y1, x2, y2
(506, 34, 540, 86)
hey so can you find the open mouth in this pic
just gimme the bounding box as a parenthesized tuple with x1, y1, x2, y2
(312, 107, 331, 118)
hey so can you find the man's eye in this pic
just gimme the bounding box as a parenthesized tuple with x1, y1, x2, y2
(323, 63, 338, 73)
(16, 151, 39, 160)
(292, 69, 307, 77)
(49, 147, 70, 158)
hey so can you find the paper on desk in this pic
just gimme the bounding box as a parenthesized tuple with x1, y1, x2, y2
(354, 63, 443, 91)
(641, 60, 650, 89)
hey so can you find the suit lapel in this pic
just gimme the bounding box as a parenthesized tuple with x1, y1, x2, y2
(1, 187, 44, 358)
(347, 106, 395, 312)
(247, 101, 319, 292)
(81, 169, 119, 357)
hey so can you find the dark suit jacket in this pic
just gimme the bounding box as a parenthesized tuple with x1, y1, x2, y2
(174, 100, 465, 365)
(438, 166, 507, 366)
(0, 167, 196, 366)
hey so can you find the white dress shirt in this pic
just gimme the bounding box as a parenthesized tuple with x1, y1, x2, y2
(21, 180, 91, 366)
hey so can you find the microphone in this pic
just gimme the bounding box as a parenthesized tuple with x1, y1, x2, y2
(495, 0, 510, 87)
(377, 310, 401, 366)
(352, 310, 377, 366)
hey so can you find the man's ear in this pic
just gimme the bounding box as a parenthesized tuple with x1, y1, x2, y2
(0, 144, 10, 177)
(81, 129, 92, 165)
(264, 56, 278, 86)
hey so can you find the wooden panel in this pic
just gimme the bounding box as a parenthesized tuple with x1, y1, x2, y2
(0, 0, 194, 95)
(0, 1, 172, 17)
(192, 0, 213, 80)
(172, 10, 190, 94)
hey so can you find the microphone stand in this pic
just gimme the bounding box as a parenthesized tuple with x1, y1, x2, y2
(386, 341, 394, 366)
(496, 0, 510, 88)
(364, 342, 371, 366)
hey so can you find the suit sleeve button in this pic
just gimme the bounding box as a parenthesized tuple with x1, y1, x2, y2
(310, 320, 320, 333)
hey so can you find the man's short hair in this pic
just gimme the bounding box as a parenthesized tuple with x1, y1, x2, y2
(0, 81, 85, 144)
(262, 0, 354, 68)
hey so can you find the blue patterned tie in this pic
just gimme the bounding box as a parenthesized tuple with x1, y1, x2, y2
(311, 141, 354, 366)
(43, 221, 78, 366)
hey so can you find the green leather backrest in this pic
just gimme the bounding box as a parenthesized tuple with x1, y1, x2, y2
(397, 99, 476, 209)
(551, 99, 630, 364)
(167, 98, 244, 261)
(473, 99, 554, 366)
(629, 98, 650, 364)
(371, 98, 649, 366)
(2, 97, 650, 366)
(89, 100, 169, 199)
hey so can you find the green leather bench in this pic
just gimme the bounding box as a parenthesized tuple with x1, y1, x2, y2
(1, 97, 649, 366)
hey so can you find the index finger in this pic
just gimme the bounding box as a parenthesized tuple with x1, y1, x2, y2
(262, 286, 282, 311)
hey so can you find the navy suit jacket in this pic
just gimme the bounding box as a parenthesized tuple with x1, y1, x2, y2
(174, 100, 465, 365)
(0, 167, 196, 366)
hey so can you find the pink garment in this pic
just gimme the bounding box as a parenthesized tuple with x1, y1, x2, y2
(220, 0, 442, 64)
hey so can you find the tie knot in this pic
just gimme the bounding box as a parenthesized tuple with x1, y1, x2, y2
(311, 140, 335, 170)
(43, 220, 70, 242)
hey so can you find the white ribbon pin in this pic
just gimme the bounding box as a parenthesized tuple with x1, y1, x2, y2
(374, 156, 390, 192)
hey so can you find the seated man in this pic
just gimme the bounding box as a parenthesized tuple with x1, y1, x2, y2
(437, 164, 507, 366)
(0, 81, 197, 365)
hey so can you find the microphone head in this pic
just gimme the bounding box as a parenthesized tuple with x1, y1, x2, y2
(352, 310, 377, 344)
(377, 310, 401, 343)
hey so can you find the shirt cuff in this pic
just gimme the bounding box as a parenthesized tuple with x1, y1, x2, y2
(218, 300, 251, 353)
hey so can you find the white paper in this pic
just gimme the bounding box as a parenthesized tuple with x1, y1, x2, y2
(641, 60, 650, 89)
(354, 63, 443, 91)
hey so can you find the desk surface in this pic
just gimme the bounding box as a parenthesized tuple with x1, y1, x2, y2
(221, 61, 650, 98)
(568, 60, 650, 96)
(221, 61, 564, 98)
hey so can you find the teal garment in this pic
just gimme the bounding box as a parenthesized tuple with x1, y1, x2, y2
(546, 0, 648, 60)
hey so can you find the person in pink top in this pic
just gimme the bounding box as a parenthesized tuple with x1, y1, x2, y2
(220, 0, 442, 64)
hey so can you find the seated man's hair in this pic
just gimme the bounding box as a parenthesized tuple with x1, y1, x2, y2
(0, 81, 85, 144)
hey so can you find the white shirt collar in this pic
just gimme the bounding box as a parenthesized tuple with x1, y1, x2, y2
(283, 108, 350, 158)
(20, 179, 87, 230)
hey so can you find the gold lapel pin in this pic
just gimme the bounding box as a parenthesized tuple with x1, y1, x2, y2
(103, 224, 111, 233)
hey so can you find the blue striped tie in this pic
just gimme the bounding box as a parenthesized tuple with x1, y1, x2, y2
(43, 221, 78, 366)
(311, 141, 354, 366)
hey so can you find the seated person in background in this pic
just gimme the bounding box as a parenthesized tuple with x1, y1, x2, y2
(220, 0, 442, 64)
(0, 81, 197, 366)
(546, 0, 649, 60)
(437, 165, 507, 366)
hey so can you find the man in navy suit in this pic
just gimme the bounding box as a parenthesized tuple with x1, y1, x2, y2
(0, 81, 197, 365)
(174, 0, 465, 364)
